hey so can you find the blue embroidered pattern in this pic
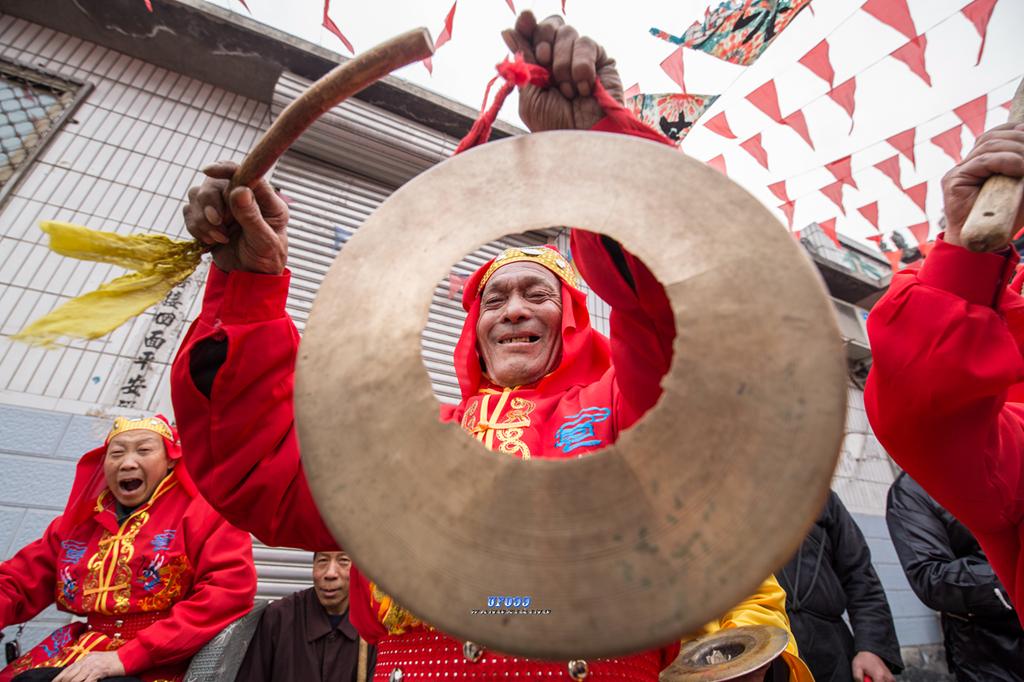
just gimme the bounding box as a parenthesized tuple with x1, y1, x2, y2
(554, 407, 612, 453)
(150, 530, 176, 552)
(59, 566, 78, 603)
(139, 555, 165, 592)
(59, 540, 87, 565)
(41, 625, 73, 659)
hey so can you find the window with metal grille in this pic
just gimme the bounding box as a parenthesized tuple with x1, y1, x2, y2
(0, 59, 90, 205)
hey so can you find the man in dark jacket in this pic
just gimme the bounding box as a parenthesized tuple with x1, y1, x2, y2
(779, 490, 903, 682)
(887, 472, 1024, 681)
(235, 551, 375, 682)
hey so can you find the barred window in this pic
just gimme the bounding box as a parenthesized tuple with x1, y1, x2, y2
(0, 59, 89, 202)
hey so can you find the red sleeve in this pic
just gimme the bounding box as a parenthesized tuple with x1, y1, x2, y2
(170, 265, 337, 551)
(569, 114, 676, 430)
(0, 516, 61, 629)
(864, 236, 1024, 535)
(570, 232, 674, 430)
(115, 505, 257, 674)
(348, 564, 388, 644)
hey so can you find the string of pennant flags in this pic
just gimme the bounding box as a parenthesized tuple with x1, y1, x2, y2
(647, 0, 1005, 263)
(770, 88, 1015, 217)
(139, 0, 1010, 265)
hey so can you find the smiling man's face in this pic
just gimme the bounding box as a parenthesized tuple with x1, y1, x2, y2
(103, 430, 171, 508)
(476, 262, 563, 388)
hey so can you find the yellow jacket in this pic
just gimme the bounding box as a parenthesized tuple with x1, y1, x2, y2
(684, 574, 813, 682)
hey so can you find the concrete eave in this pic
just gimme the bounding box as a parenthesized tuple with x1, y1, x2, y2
(0, 0, 523, 140)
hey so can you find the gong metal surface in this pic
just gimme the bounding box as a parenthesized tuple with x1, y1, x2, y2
(662, 625, 790, 681)
(295, 131, 846, 659)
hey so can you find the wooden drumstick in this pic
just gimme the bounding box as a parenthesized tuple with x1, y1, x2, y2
(961, 78, 1024, 252)
(357, 637, 369, 682)
(230, 27, 434, 190)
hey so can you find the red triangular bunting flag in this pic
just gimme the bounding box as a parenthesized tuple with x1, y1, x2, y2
(891, 35, 931, 87)
(820, 180, 847, 215)
(904, 181, 928, 213)
(624, 83, 641, 99)
(424, 1, 458, 74)
(707, 154, 728, 175)
(448, 273, 466, 299)
(562, 0, 566, 13)
(827, 77, 857, 132)
(819, 178, 843, 212)
(740, 133, 770, 170)
(954, 94, 988, 137)
(908, 221, 931, 246)
(819, 217, 842, 248)
(1003, 100, 1012, 111)
(798, 39, 834, 88)
(884, 249, 903, 271)
(825, 155, 858, 189)
(931, 125, 964, 163)
(660, 47, 686, 92)
(779, 200, 796, 228)
(857, 201, 880, 230)
(919, 240, 935, 257)
(873, 155, 903, 189)
(863, 0, 918, 40)
(782, 110, 815, 149)
(768, 180, 790, 204)
(505, 0, 516, 13)
(322, 0, 355, 53)
(746, 80, 783, 122)
(703, 111, 737, 139)
(961, 0, 999, 65)
(236, 0, 251, 13)
(866, 233, 885, 246)
(887, 128, 916, 167)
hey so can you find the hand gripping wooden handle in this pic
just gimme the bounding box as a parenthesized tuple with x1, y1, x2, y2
(231, 27, 434, 189)
(961, 78, 1024, 252)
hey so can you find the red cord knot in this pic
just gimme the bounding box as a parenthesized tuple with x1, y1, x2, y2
(495, 54, 550, 89)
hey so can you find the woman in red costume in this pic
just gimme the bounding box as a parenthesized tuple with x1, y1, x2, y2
(865, 121, 1024, 625)
(0, 415, 256, 682)
(172, 12, 810, 682)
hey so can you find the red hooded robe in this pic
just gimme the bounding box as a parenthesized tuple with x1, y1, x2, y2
(0, 416, 256, 682)
(865, 236, 1024, 625)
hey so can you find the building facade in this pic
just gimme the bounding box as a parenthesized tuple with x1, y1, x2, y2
(0, 0, 945, 673)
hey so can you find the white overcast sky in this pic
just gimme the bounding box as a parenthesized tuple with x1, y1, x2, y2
(201, 0, 1021, 250)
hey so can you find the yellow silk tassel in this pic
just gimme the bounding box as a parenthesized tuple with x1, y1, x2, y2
(13, 221, 203, 346)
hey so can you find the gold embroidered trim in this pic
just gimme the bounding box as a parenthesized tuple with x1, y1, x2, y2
(371, 582, 426, 635)
(463, 388, 535, 460)
(83, 473, 178, 614)
(107, 416, 174, 443)
(477, 246, 580, 292)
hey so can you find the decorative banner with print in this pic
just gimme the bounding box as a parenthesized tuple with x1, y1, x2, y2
(626, 92, 719, 144)
(650, 0, 813, 66)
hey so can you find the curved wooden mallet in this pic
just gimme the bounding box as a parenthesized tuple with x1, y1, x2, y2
(230, 27, 434, 190)
(961, 78, 1024, 252)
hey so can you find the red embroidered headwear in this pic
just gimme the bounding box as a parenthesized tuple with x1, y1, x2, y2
(442, 245, 612, 421)
(58, 414, 196, 533)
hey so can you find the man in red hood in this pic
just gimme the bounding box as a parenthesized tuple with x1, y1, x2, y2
(0, 416, 255, 682)
(865, 120, 1024, 624)
(171, 12, 809, 682)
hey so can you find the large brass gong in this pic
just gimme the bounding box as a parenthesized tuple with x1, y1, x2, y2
(295, 131, 846, 659)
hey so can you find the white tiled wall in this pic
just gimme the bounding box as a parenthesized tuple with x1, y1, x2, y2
(833, 385, 900, 515)
(0, 13, 269, 417)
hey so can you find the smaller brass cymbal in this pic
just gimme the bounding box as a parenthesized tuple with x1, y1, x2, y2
(661, 625, 790, 682)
